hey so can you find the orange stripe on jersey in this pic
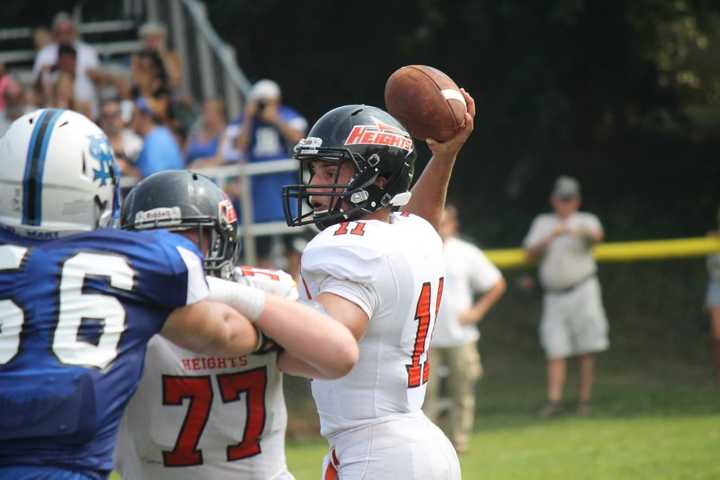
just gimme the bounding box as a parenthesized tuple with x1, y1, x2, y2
(324, 448, 340, 480)
(301, 276, 312, 300)
(324, 463, 338, 480)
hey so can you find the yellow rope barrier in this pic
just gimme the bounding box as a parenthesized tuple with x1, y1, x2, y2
(484, 236, 720, 269)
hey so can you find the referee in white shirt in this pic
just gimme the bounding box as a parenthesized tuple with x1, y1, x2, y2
(523, 176, 608, 417)
(424, 205, 506, 453)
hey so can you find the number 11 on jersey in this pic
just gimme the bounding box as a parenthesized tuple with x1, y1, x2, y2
(407, 277, 444, 388)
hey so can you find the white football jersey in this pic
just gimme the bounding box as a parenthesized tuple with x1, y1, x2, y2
(301, 213, 445, 437)
(115, 267, 298, 480)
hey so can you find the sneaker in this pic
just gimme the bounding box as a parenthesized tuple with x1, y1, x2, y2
(540, 401, 563, 418)
(577, 401, 592, 416)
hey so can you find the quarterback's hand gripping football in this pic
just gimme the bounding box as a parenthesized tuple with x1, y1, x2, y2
(426, 88, 475, 160)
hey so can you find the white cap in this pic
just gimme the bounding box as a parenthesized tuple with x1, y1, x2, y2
(249, 79, 281, 101)
(552, 175, 581, 199)
(139, 21, 167, 37)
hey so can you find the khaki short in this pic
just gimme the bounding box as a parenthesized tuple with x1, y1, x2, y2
(540, 277, 609, 358)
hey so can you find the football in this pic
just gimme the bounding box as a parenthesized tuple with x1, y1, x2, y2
(384, 65, 467, 142)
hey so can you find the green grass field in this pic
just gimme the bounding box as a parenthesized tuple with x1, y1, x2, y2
(281, 383, 720, 480)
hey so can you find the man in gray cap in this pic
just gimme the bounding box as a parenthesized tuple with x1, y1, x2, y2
(523, 175, 608, 416)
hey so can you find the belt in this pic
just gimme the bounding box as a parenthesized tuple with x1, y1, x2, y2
(544, 274, 596, 295)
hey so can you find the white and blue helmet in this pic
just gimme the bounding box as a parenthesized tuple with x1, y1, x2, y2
(0, 108, 120, 238)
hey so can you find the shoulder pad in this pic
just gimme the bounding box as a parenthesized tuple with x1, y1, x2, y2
(302, 229, 384, 284)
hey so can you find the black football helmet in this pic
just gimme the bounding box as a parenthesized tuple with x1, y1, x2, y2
(282, 105, 416, 230)
(121, 170, 238, 278)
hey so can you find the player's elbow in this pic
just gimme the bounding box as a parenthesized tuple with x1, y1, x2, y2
(323, 338, 359, 379)
(495, 277, 507, 297)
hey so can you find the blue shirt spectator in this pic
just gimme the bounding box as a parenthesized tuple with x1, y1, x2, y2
(185, 99, 226, 166)
(235, 80, 307, 223)
(127, 96, 184, 179)
(136, 125, 184, 177)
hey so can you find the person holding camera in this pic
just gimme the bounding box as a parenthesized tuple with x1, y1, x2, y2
(32, 12, 102, 117)
(233, 79, 307, 267)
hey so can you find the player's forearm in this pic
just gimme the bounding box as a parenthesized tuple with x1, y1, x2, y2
(205, 277, 358, 377)
(405, 153, 457, 230)
(277, 351, 334, 379)
(525, 242, 547, 259)
(211, 306, 260, 356)
(477, 278, 506, 316)
(162, 301, 258, 356)
(274, 121, 304, 145)
(256, 297, 358, 379)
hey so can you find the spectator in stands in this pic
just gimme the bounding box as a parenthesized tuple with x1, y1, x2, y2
(47, 72, 92, 118)
(39, 45, 92, 118)
(523, 176, 608, 417)
(130, 49, 171, 120)
(705, 207, 720, 385)
(32, 26, 52, 52)
(99, 98, 143, 171)
(424, 205, 506, 453)
(137, 21, 182, 91)
(186, 98, 226, 166)
(125, 96, 183, 179)
(0, 79, 27, 136)
(234, 79, 307, 267)
(0, 64, 20, 112)
(33, 11, 101, 116)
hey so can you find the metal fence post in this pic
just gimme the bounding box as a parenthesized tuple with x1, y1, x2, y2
(169, 0, 192, 99)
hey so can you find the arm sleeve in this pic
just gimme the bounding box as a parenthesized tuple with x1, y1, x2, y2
(83, 44, 100, 69)
(132, 231, 209, 309)
(301, 234, 383, 318)
(469, 246, 503, 292)
(314, 275, 379, 320)
(523, 216, 546, 249)
(282, 108, 308, 133)
(585, 213, 604, 236)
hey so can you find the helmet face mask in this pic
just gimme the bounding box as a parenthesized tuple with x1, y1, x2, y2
(121, 171, 238, 279)
(282, 105, 416, 231)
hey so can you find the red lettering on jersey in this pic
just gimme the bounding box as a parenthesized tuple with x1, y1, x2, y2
(334, 221, 366, 236)
(334, 222, 349, 236)
(423, 277, 445, 384)
(407, 283, 431, 388)
(191, 358, 201, 370)
(407, 278, 444, 388)
(216, 357, 227, 369)
(160, 371, 270, 468)
(218, 367, 268, 460)
(162, 375, 213, 466)
(181, 359, 192, 370)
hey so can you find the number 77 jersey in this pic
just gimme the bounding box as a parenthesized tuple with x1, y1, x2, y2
(115, 267, 298, 480)
(300, 212, 445, 438)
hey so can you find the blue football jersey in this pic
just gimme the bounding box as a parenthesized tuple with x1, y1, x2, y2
(0, 227, 209, 480)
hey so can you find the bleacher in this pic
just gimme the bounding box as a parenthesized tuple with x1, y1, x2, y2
(0, 0, 298, 265)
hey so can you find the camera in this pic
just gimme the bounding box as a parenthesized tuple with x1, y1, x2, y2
(256, 100, 267, 116)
